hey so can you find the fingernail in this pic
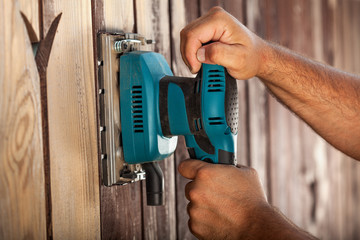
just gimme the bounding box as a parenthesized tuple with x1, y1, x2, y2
(197, 47, 205, 62)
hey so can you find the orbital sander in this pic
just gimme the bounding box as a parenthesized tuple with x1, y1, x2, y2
(119, 51, 239, 205)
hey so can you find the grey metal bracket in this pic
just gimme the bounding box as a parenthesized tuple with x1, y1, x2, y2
(97, 31, 153, 186)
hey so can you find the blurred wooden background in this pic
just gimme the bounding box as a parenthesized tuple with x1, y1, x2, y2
(1, 0, 359, 239)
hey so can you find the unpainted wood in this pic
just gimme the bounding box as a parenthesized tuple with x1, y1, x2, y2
(42, 0, 100, 239)
(93, 1, 144, 239)
(19, 0, 40, 39)
(0, 0, 46, 239)
(135, 0, 177, 239)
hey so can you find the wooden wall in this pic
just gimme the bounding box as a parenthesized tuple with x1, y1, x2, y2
(0, 0, 359, 239)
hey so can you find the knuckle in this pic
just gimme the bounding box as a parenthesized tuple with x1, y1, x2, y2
(210, 6, 224, 14)
(196, 167, 211, 180)
(248, 167, 258, 177)
(188, 188, 200, 202)
(180, 28, 187, 38)
(178, 161, 185, 173)
(187, 205, 197, 219)
(184, 29, 195, 39)
(208, 45, 223, 63)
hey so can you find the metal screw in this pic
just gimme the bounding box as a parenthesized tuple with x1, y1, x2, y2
(113, 41, 122, 52)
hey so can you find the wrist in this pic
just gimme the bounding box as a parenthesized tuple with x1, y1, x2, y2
(245, 204, 317, 240)
(256, 40, 278, 81)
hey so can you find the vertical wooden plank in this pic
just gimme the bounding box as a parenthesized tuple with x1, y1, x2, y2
(0, 0, 46, 239)
(19, 0, 40, 38)
(264, 0, 360, 238)
(135, 0, 177, 239)
(264, 0, 319, 234)
(42, 0, 101, 239)
(92, 1, 144, 239)
(184, 0, 200, 24)
(332, 1, 360, 239)
(244, 0, 271, 198)
(170, 1, 199, 239)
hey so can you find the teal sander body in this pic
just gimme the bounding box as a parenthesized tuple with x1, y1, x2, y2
(120, 51, 238, 205)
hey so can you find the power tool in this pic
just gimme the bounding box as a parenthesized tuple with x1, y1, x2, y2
(119, 51, 238, 205)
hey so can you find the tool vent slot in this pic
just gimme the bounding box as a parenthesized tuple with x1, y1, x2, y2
(206, 69, 224, 92)
(208, 117, 225, 125)
(207, 83, 224, 92)
(194, 118, 202, 131)
(131, 85, 144, 133)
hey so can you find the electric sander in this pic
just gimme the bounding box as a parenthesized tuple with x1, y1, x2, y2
(119, 51, 238, 205)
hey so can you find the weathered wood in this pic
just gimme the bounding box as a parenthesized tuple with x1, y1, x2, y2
(92, 1, 144, 239)
(0, 1, 46, 239)
(242, 0, 271, 197)
(184, 0, 200, 25)
(264, 0, 360, 239)
(135, 0, 177, 239)
(170, 1, 198, 239)
(41, 0, 100, 239)
(331, 1, 360, 239)
(264, 0, 319, 234)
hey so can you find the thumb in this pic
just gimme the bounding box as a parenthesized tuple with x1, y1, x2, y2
(178, 159, 211, 180)
(197, 42, 243, 69)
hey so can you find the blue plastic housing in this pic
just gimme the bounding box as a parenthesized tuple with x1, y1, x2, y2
(169, 64, 237, 163)
(120, 51, 178, 164)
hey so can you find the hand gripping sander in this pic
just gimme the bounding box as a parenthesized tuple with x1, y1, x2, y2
(120, 51, 238, 205)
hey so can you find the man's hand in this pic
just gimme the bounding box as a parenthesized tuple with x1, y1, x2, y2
(181, 7, 360, 160)
(178, 159, 317, 240)
(180, 6, 269, 80)
(178, 159, 268, 239)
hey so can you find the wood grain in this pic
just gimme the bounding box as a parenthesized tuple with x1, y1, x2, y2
(41, 0, 100, 239)
(19, 0, 40, 39)
(0, 0, 46, 239)
(264, 0, 360, 239)
(135, 0, 177, 239)
(265, 0, 319, 234)
(331, 1, 360, 239)
(170, 0, 200, 239)
(92, 1, 144, 239)
(242, 0, 271, 196)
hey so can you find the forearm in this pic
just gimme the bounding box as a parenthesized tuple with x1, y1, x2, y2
(258, 41, 360, 160)
(247, 205, 317, 240)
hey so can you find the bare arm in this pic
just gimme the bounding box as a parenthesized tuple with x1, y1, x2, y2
(260, 43, 360, 160)
(181, 6, 360, 160)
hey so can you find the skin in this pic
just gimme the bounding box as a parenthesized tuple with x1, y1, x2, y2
(179, 6, 360, 239)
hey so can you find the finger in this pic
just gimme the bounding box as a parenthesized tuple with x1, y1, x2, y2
(178, 159, 210, 180)
(184, 181, 195, 201)
(180, 12, 227, 73)
(198, 42, 246, 71)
